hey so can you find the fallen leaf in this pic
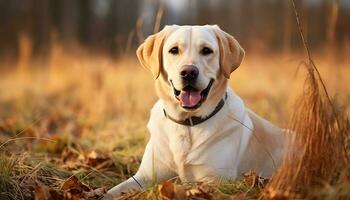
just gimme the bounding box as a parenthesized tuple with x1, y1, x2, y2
(62, 176, 90, 192)
(231, 193, 246, 200)
(83, 187, 107, 199)
(61, 148, 79, 163)
(198, 183, 212, 194)
(34, 183, 51, 200)
(49, 189, 65, 200)
(173, 184, 186, 200)
(186, 183, 213, 199)
(86, 150, 110, 167)
(160, 181, 175, 199)
(186, 188, 201, 196)
(35, 181, 63, 200)
(60, 176, 106, 200)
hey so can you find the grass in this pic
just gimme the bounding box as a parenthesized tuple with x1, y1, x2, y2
(0, 156, 18, 199)
(264, 2, 350, 198)
(0, 36, 349, 199)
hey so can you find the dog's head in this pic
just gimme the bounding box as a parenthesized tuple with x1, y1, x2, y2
(137, 25, 244, 114)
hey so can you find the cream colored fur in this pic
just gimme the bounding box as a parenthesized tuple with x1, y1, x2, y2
(106, 25, 285, 198)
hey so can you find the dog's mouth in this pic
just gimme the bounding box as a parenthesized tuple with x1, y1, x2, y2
(170, 79, 214, 110)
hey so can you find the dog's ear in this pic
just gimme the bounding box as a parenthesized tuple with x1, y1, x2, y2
(211, 25, 245, 79)
(136, 26, 176, 80)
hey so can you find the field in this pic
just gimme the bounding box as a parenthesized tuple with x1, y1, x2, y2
(0, 40, 349, 199)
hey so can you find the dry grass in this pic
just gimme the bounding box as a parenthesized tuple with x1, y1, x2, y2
(264, 1, 350, 199)
(264, 55, 350, 199)
(0, 32, 349, 199)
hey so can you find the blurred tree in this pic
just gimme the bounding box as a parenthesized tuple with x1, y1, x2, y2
(61, 0, 79, 45)
(0, 0, 349, 60)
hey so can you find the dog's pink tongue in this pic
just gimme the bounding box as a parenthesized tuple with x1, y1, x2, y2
(179, 90, 201, 107)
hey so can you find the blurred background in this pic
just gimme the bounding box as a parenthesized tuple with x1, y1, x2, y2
(0, 1, 349, 196)
(1, 0, 350, 59)
(0, 0, 349, 154)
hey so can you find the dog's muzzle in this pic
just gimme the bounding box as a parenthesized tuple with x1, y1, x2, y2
(180, 65, 199, 85)
(170, 78, 214, 110)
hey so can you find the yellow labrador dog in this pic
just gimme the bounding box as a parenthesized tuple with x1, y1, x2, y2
(107, 25, 285, 197)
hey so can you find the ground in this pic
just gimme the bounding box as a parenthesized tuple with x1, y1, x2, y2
(0, 45, 349, 199)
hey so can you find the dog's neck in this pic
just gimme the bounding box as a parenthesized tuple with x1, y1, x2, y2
(155, 75, 228, 121)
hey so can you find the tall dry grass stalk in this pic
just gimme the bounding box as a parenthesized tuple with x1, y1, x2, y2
(264, 0, 349, 199)
(153, 2, 164, 34)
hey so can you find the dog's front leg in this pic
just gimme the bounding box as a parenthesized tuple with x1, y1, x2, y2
(106, 140, 176, 198)
(104, 175, 143, 199)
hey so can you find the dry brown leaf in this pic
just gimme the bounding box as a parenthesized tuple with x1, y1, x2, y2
(58, 147, 115, 170)
(198, 183, 212, 194)
(62, 176, 90, 192)
(186, 188, 201, 196)
(83, 187, 107, 199)
(231, 193, 246, 200)
(60, 176, 106, 200)
(160, 181, 175, 199)
(49, 189, 65, 200)
(64, 192, 81, 200)
(61, 148, 79, 162)
(186, 184, 213, 200)
(35, 182, 64, 200)
(86, 150, 110, 167)
(35, 183, 51, 200)
(173, 184, 186, 200)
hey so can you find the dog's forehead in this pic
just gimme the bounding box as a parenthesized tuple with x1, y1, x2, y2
(164, 26, 217, 48)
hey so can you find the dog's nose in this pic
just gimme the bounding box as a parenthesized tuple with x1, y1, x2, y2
(180, 65, 199, 81)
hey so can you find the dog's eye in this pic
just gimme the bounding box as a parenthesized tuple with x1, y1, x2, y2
(200, 47, 213, 55)
(169, 47, 179, 55)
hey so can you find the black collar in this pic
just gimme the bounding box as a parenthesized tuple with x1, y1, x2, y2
(163, 93, 227, 126)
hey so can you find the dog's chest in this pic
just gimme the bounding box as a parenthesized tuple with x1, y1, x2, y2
(147, 91, 252, 182)
(152, 114, 248, 182)
(172, 123, 245, 181)
(168, 125, 192, 165)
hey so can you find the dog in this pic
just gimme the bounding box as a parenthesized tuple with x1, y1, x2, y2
(106, 25, 285, 197)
